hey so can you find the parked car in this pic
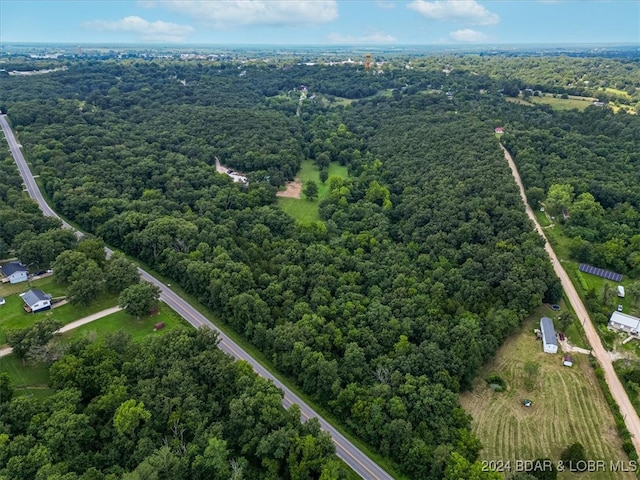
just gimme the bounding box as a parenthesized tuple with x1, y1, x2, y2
(618, 304, 624, 312)
(558, 332, 566, 341)
(33, 270, 46, 276)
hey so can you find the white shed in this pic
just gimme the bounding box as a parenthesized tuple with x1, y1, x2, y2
(540, 317, 558, 354)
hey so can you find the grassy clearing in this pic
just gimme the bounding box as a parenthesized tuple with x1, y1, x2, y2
(529, 95, 594, 111)
(601, 87, 631, 99)
(278, 160, 349, 224)
(460, 308, 635, 480)
(60, 303, 188, 342)
(505, 97, 534, 107)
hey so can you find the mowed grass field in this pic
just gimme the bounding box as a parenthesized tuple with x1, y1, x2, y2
(278, 160, 348, 223)
(461, 310, 635, 480)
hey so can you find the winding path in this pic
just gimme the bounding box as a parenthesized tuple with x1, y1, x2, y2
(0, 114, 393, 480)
(501, 143, 640, 454)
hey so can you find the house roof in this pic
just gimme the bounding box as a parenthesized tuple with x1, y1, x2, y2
(609, 311, 640, 331)
(540, 317, 557, 346)
(20, 289, 52, 307)
(1, 261, 28, 276)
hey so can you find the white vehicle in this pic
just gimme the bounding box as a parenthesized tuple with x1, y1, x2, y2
(617, 285, 625, 298)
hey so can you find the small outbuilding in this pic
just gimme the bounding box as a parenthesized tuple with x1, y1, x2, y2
(0, 261, 28, 284)
(617, 285, 625, 298)
(20, 288, 52, 313)
(563, 354, 573, 367)
(494, 127, 504, 134)
(154, 322, 165, 331)
(540, 317, 558, 354)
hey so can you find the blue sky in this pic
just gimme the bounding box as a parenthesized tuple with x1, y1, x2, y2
(1, 1, 639, 45)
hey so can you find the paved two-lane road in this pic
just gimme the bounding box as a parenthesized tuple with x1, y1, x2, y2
(0, 114, 394, 480)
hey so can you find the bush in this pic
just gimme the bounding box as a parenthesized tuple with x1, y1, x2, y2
(486, 374, 506, 389)
(560, 442, 587, 471)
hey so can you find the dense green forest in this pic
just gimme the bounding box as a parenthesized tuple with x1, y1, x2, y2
(502, 107, 640, 277)
(0, 329, 343, 479)
(4, 53, 637, 478)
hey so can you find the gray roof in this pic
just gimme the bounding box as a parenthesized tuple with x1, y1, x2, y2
(540, 317, 557, 346)
(1, 261, 28, 276)
(609, 311, 640, 331)
(20, 289, 52, 307)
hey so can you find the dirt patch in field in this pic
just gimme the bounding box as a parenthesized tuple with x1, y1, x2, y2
(276, 178, 302, 199)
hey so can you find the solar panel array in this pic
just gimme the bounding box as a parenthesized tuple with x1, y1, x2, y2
(579, 263, 623, 282)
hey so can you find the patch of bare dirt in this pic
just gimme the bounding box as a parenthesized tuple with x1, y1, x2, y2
(276, 178, 302, 198)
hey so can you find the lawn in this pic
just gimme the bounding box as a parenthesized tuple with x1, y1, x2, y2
(278, 160, 349, 223)
(460, 308, 636, 480)
(0, 354, 51, 398)
(0, 283, 120, 345)
(61, 303, 188, 342)
(1, 304, 189, 399)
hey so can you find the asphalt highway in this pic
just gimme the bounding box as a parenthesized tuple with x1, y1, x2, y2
(0, 114, 394, 480)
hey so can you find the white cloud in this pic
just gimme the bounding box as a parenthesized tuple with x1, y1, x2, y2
(328, 32, 397, 44)
(83, 16, 194, 42)
(143, 0, 338, 28)
(407, 0, 499, 25)
(449, 28, 488, 42)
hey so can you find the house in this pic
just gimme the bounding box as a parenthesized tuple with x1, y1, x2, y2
(608, 311, 640, 335)
(20, 289, 52, 313)
(0, 261, 28, 284)
(563, 354, 574, 367)
(540, 317, 558, 354)
(617, 285, 625, 298)
(494, 127, 504, 134)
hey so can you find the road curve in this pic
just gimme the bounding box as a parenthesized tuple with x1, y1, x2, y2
(501, 143, 640, 455)
(0, 114, 394, 480)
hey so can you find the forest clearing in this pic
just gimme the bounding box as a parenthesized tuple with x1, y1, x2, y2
(461, 313, 635, 480)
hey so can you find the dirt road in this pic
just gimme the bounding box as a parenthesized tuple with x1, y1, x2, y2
(501, 144, 640, 454)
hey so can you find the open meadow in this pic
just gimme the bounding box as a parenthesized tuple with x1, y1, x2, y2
(461, 308, 635, 480)
(278, 159, 348, 223)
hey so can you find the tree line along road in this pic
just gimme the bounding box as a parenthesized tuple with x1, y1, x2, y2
(501, 143, 640, 455)
(0, 113, 394, 480)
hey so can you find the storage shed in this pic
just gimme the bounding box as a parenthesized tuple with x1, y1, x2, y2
(540, 317, 558, 354)
(563, 354, 573, 367)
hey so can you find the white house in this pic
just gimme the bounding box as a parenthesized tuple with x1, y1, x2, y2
(20, 289, 52, 313)
(0, 262, 28, 284)
(540, 317, 558, 354)
(608, 311, 640, 334)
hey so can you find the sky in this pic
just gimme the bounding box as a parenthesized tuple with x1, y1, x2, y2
(0, 0, 639, 46)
